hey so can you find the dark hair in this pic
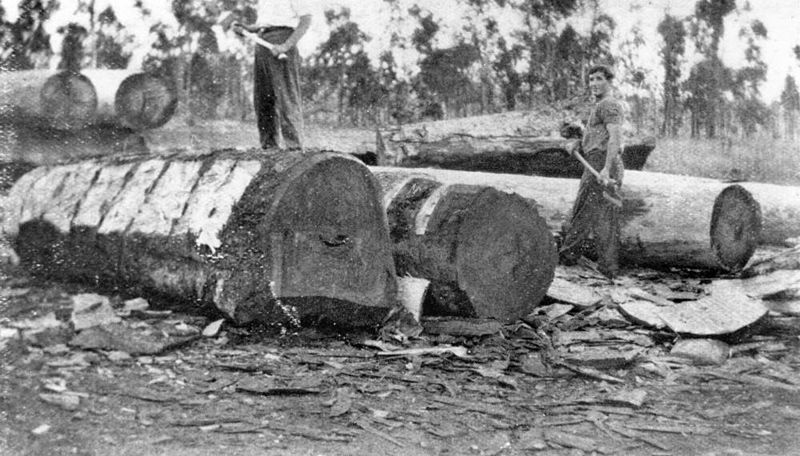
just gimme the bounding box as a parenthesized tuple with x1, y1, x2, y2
(588, 64, 614, 81)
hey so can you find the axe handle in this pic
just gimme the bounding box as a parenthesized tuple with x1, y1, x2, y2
(234, 25, 288, 60)
(569, 144, 623, 208)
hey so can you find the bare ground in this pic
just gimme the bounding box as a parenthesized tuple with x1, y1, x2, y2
(2, 121, 800, 455)
(2, 261, 800, 456)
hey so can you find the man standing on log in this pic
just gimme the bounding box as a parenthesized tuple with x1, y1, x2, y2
(233, 0, 312, 150)
(559, 64, 625, 278)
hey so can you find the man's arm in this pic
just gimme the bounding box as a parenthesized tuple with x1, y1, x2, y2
(274, 14, 311, 54)
(603, 122, 622, 180)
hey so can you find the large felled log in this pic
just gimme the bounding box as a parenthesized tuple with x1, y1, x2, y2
(376, 111, 656, 178)
(374, 170, 557, 322)
(372, 167, 763, 272)
(1, 70, 98, 130)
(5, 150, 397, 327)
(0, 69, 176, 131)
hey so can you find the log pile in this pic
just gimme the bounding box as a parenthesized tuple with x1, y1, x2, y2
(4, 150, 397, 327)
(372, 167, 771, 272)
(375, 171, 557, 322)
(376, 111, 656, 178)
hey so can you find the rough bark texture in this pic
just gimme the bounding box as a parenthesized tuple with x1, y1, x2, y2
(374, 170, 557, 322)
(6, 150, 397, 327)
(376, 111, 656, 178)
(372, 167, 765, 272)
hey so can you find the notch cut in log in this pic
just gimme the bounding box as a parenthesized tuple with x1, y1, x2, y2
(372, 167, 762, 273)
(376, 171, 557, 322)
(6, 150, 397, 328)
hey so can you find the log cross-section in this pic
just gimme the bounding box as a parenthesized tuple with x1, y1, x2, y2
(375, 170, 557, 322)
(6, 150, 397, 328)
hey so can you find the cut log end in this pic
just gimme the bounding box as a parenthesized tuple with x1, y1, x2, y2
(244, 155, 396, 326)
(40, 72, 98, 130)
(710, 184, 762, 272)
(114, 73, 178, 130)
(454, 189, 557, 322)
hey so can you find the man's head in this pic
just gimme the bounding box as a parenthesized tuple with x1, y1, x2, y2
(588, 64, 614, 99)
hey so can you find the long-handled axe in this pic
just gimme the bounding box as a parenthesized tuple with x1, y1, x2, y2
(568, 141, 623, 208)
(219, 12, 288, 60)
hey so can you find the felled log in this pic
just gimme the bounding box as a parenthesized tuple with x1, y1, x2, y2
(372, 167, 763, 272)
(374, 170, 557, 322)
(376, 111, 656, 177)
(1, 70, 98, 130)
(0, 69, 176, 131)
(5, 150, 397, 327)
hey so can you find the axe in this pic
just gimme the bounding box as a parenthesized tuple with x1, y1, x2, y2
(219, 12, 288, 60)
(568, 142, 623, 208)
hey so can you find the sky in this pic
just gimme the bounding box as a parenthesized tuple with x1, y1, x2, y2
(3, 0, 799, 102)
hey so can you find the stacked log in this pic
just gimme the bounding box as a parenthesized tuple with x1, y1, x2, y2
(372, 167, 768, 272)
(375, 171, 557, 322)
(4, 150, 397, 327)
(376, 111, 656, 178)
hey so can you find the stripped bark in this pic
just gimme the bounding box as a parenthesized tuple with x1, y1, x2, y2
(6, 150, 397, 327)
(375, 170, 556, 322)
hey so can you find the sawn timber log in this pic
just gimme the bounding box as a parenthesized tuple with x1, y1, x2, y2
(376, 111, 656, 178)
(4, 150, 397, 327)
(375, 171, 557, 322)
(0, 69, 177, 131)
(372, 167, 764, 272)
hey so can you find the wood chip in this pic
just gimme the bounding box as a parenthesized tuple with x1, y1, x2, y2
(657, 287, 767, 336)
(355, 419, 406, 448)
(670, 339, 730, 366)
(421, 317, 502, 336)
(547, 277, 603, 308)
(544, 430, 600, 452)
(375, 345, 469, 358)
(618, 300, 667, 329)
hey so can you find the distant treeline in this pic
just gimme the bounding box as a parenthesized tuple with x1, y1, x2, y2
(2, 0, 799, 139)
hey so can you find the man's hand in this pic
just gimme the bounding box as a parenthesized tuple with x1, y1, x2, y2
(597, 167, 616, 187)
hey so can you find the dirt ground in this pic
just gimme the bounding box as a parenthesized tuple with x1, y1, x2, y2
(2, 121, 800, 455)
(2, 259, 800, 456)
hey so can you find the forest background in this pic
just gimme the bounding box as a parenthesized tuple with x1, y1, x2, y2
(1, 0, 799, 183)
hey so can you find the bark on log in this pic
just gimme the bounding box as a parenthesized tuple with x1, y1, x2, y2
(374, 170, 557, 322)
(5, 150, 397, 328)
(372, 167, 764, 272)
(376, 111, 656, 178)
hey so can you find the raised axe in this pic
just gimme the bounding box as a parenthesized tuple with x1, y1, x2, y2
(567, 141, 623, 208)
(218, 11, 288, 60)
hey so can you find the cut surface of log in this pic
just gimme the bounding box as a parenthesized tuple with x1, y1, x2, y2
(376, 111, 656, 177)
(375, 170, 557, 322)
(114, 72, 178, 130)
(372, 167, 763, 272)
(40, 71, 98, 130)
(7, 150, 397, 328)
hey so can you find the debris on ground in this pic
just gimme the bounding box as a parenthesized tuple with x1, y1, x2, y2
(670, 338, 731, 366)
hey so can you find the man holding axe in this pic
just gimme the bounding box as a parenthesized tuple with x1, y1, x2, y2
(219, 0, 312, 150)
(559, 63, 625, 278)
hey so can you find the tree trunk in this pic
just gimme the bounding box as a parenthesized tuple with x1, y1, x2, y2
(1, 70, 98, 131)
(376, 112, 656, 178)
(371, 167, 765, 272)
(1, 69, 177, 131)
(373, 170, 557, 322)
(5, 151, 397, 328)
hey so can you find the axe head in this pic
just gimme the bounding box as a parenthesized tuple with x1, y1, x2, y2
(218, 11, 238, 31)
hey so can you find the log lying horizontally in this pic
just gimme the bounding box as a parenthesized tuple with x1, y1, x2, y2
(5, 150, 397, 327)
(374, 170, 557, 322)
(0, 69, 177, 131)
(376, 111, 656, 178)
(372, 167, 763, 272)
